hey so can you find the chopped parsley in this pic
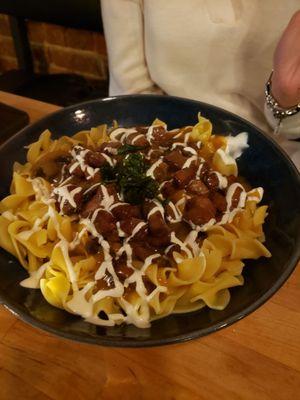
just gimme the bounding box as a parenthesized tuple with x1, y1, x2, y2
(100, 153, 158, 204)
(100, 163, 117, 183)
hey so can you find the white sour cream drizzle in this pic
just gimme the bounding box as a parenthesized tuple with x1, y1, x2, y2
(17, 212, 50, 241)
(122, 253, 162, 328)
(226, 132, 249, 159)
(116, 220, 147, 267)
(195, 162, 204, 179)
(127, 221, 147, 242)
(108, 201, 127, 211)
(28, 177, 54, 205)
(216, 148, 236, 167)
(146, 158, 163, 179)
(147, 199, 165, 218)
(106, 146, 118, 155)
(20, 262, 49, 288)
(171, 143, 197, 156)
(182, 155, 198, 169)
(213, 171, 228, 189)
(215, 132, 249, 172)
(175, 196, 187, 209)
(117, 243, 133, 267)
(20, 179, 81, 291)
(77, 214, 127, 326)
(66, 281, 95, 318)
(131, 134, 145, 144)
(99, 185, 115, 209)
(183, 130, 192, 144)
(171, 142, 185, 150)
(110, 127, 137, 142)
(184, 230, 201, 256)
(170, 232, 193, 259)
(159, 179, 171, 191)
(59, 240, 78, 290)
(146, 125, 155, 142)
(144, 123, 166, 143)
(167, 201, 182, 223)
(69, 146, 99, 179)
(57, 176, 73, 187)
(116, 221, 126, 237)
(146, 149, 156, 159)
(57, 165, 68, 184)
(83, 182, 101, 195)
(173, 128, 192, 142)
(101, 153, 115, 167)
(52, 185, 82, 210)
(183, 146, 197, 155)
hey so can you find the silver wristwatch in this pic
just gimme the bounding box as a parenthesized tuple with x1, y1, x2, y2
(265, 71, 300, 121)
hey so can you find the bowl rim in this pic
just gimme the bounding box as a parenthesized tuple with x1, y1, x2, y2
(0, 93, 299, 347)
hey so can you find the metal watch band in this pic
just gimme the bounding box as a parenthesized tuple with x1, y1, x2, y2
(265, 71, 300, 121)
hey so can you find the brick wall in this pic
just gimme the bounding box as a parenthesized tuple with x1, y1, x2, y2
(0, 14, 108, 82)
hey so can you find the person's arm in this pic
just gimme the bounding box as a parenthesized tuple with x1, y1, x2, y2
(101, 0, 162, 96)
(264, 10, 300, 139)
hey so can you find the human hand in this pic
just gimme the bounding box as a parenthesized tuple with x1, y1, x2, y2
(272, 11, 300, 108)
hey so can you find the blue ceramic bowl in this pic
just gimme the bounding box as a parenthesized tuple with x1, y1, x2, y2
(0, 95, 299, 347)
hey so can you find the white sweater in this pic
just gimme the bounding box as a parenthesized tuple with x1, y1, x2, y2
(101, 0, 300, 168)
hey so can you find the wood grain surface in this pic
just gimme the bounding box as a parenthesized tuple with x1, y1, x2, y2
(0, 91, 299, 400)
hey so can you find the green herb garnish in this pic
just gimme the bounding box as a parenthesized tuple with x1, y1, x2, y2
(120, 176, 158, 204)
(100, 163, 117, 183)
(100, 153, 158, 204)
(118, 153, 158, 204)
(117, 144, 147, 155)
(122, 152, 147, 175)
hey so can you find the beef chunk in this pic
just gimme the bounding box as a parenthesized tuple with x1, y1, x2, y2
(111, 204, 142, 220)
(184, 196, 216, 225)
(187, 179, 209, 196)
(84, 151, 106, 168)
(173, 167, 195, 188)
(164, 150, 187, 170)
(210, 192, 227, 213)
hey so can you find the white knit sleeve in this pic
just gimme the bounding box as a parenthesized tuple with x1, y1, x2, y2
(101, 0, 162, 96)
(264, 102, 300, 170)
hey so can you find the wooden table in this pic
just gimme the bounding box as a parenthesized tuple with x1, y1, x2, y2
(0, 91, 299, 400)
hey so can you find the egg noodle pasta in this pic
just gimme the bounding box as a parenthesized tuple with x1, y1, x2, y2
(0, 114, 271, 328)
